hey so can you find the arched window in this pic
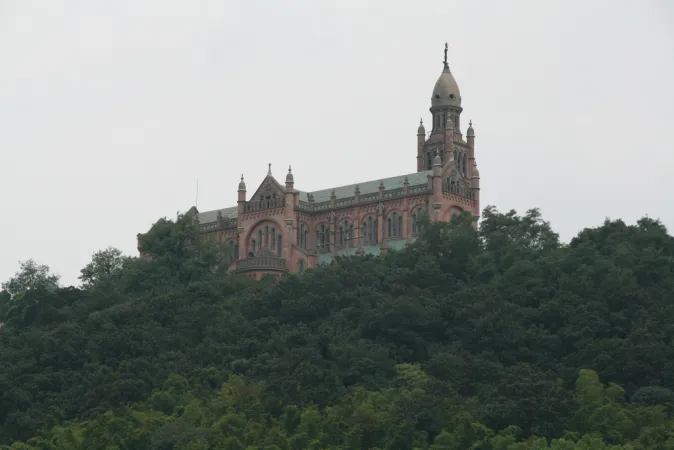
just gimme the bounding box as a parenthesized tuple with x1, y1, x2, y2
(271, 228, 276, 250)
(315, 224, 329, 251)
(265, 226, 269, 246)
(226, 240, 239, 263)
(257, 230, 263, 250)
(388, 212, 403, 238)
(277, 235, 282, 257)
(297, 223, 309, 249)
(364, 216, 378, 244)
(412, 207, 425, 234)
(338, 220, 353, 247)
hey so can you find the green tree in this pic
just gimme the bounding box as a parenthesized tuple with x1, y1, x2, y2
(79, 246, 132, 291)
(1, 259, 60, 298)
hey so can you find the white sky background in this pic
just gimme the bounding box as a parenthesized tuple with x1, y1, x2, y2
(1, 0, 673, 286)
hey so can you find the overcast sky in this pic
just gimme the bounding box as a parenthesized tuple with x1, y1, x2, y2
(1, 0, 673, 286)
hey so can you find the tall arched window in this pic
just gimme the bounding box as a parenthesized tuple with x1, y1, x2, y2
(257, 230, 263, 250)
(412, 208, 424, 234)
(277, 235, 282, 257)
(265, 226, 269, 246)
(271, 228, 276, 250)
(227, 240, 239, 263)
(364, 216, 378, 244)
(297, 224, 309, 249)
(338, 220, 353, 247)
(388, 212, 402, 238)
(316, 224, 328, 250)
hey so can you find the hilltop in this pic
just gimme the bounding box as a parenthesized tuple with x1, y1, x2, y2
(1, 207, 673, 449)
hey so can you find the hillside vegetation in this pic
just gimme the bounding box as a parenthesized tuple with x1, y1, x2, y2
(1, 207, 673, 449)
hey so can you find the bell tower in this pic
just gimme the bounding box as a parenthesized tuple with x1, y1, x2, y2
(417, 43, 464, 172)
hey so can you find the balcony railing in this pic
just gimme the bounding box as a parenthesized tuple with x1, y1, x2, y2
(296, 185, 429, 212)
(443, 183, 476, 199)
(233, 256, 288, 272)
(244, 198, 286, 213)
(198, 217, 237, 232)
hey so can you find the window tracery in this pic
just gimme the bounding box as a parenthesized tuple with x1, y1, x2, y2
(387, 212, 402, 238)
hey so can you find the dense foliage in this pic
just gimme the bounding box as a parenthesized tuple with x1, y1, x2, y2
(1, 207, 673, 449)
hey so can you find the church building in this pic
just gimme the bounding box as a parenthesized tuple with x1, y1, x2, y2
(140, 45, 481, 280)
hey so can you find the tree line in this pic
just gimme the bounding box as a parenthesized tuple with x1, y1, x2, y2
(0, 207, 673, 449)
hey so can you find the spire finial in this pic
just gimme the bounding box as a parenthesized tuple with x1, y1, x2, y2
(443, 43, 449, 70)
(288, 165, 292, 173)
(267, 163, 272, 176)
(240, 174, 244, 181)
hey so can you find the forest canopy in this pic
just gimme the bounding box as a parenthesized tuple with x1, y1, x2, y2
(1, 207, 673, 449)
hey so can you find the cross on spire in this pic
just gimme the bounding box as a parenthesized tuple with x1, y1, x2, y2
(443, 43, 449, 70)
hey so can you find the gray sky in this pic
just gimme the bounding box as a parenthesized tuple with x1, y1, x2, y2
(1, 0, 673, 287)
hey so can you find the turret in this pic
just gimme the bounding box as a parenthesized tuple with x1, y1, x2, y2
(285, 165, 294, 190)
(467, 120, 475, 178)
(430, 43, 462, 134)
(237, 174, 246, 214)
(471, 163, 480, 229)
(431, 151, 443, 221)
(284, 165, 295, 217)
(417, 119, 426, 172)
(418, 43, 464, 173)
(467, 119, 475, 147)
(471, 165, 480, 190)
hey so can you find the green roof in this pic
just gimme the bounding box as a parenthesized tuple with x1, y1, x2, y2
(196, 206, 238, 224)
(196, 170, 432, 225)
(299, 170, 431, 203)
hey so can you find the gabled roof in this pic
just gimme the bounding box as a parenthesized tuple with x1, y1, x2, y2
(248, 175, 286, 201)
(299, 170, 432, 203)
